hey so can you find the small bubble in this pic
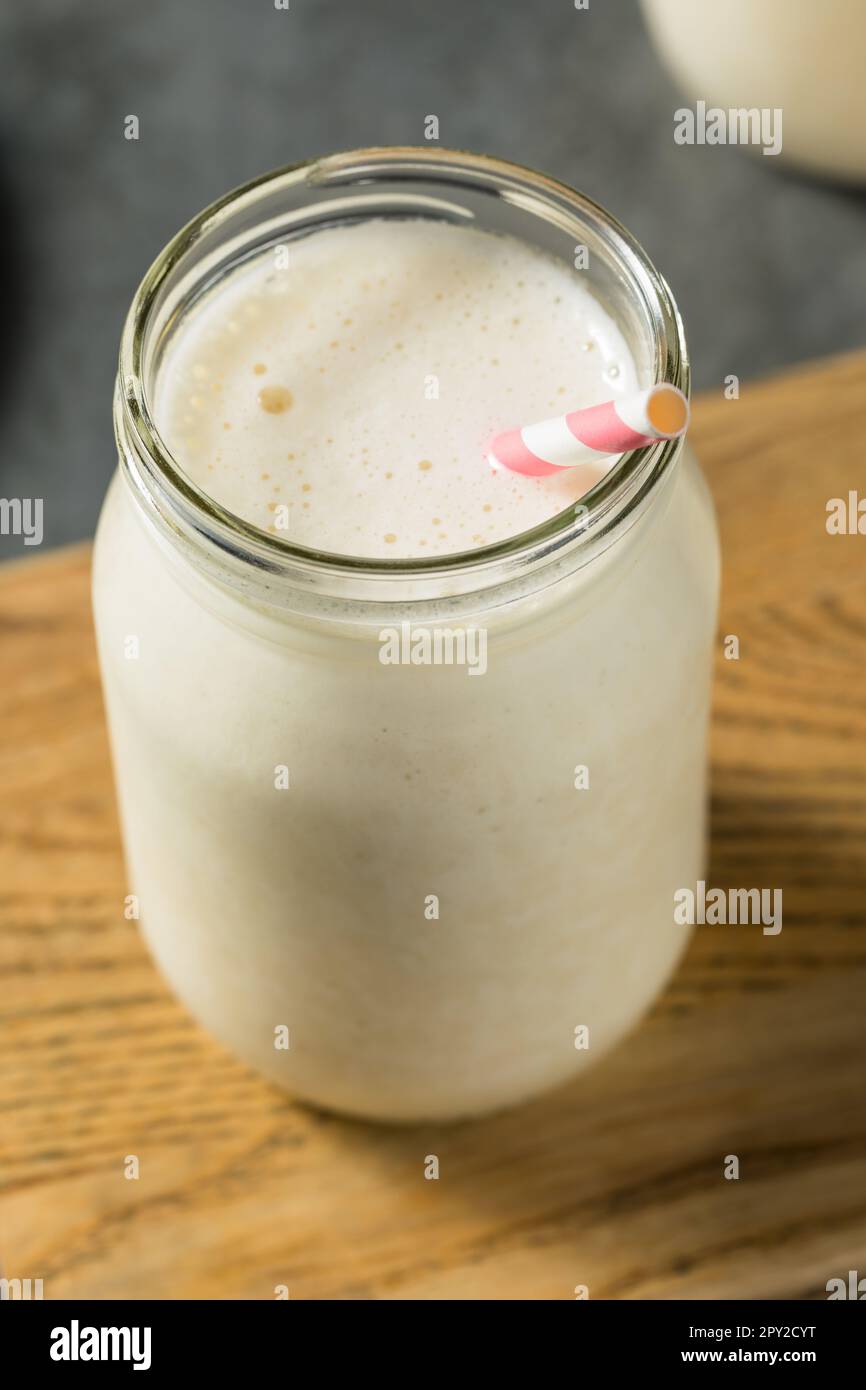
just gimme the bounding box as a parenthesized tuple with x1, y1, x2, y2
(258, 386, 293, 414)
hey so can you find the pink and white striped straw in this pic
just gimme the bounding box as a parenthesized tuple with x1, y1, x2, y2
(487, 384, 689, 477)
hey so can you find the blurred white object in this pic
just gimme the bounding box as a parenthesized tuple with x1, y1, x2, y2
(641, 0, 866, 182)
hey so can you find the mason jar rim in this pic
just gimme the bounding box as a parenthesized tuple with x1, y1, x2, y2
(114, 146, 689, 610)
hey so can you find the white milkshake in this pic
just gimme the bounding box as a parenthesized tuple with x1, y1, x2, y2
(641, 0, 866, 182)
(94, 151, 719, 1122)
(154, 219, 638, 556)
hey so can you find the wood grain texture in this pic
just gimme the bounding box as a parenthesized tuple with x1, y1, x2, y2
(2, 352, 866, 1301)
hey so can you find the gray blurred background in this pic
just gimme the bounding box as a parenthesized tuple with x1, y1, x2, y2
(1, 0, 865, 552)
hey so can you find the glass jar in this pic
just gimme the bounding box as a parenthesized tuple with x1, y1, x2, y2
(641, 0, 866, 182)
(94, 148, 719, 1122)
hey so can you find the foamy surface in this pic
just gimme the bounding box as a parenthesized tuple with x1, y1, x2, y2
(155, 219, 639, 559)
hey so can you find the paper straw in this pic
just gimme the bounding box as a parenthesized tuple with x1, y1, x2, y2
(487, 384, 690, 477)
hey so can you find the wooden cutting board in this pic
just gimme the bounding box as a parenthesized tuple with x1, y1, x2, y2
(2, 352, 865, 1301)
